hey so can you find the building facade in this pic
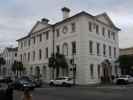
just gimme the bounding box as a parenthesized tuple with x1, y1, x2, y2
(120, 47, 133, 56)
(17, 7, 121, 85)
(1, 47, 18, 76)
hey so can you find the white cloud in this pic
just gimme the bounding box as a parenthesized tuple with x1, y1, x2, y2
(0, 0, 132, 49)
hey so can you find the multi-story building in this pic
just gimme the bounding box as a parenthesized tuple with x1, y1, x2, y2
(120, 47, 133, 56)
(17, 7, 121, 85)
(1, 47, 18, 76)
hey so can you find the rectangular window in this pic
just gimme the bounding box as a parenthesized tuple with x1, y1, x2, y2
(97, 64, 101, 79)
(103, 44, 106, 56)
(108, 30, 111, 38)
(89, 41, 93, 54)
(56, 45, 60, 53)
(28, 52, 30, 61)
(21, 42, 23, 48)
(102, 27, 105, 36)
(39, 34, 42, 42)
(71, 22, 76, 32)
(15, 53, 17, 57)
(20, 54, 22, 61)
(24, 53, 26, 61)
(33, 51, 35, 61)
(89, 22, 92, 32)
(96, 24, 99, 34)
(45, 47, 48, 58)
(46, 31, 49, 40)
(33, 37, 36, 44)
(39, 49, 42, 60)
(112, 32, 115, 40)
(114, 47, 116, 58)
(109, 46, 111, 57)
(24, 40, 27, 47)
(90, 64, 94, 79)
(28, 39, 30, 47)
(97, 43, 100, 56)
(23, 54, 25, 61)
(56, 29, 60, 38)
(72, 41, 76, 55)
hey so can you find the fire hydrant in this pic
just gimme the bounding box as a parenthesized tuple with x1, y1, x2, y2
(22, 88, 32, 100)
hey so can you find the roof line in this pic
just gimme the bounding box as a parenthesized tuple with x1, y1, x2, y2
(17, 11, 120, 41)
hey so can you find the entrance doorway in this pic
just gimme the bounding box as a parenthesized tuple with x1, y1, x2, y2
(101, 59, 112, 83)
(35, 66, 41, 79)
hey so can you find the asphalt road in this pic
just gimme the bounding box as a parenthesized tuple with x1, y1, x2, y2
(14, 85, 133, 100)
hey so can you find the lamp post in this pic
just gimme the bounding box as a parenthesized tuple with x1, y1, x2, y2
(72, 54, 76, 85)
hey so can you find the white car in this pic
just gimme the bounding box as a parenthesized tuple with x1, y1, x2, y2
(114, 75, 133, 84)
(49, 77, 73, 86)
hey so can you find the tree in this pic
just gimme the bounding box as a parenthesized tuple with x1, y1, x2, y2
(0, 57, 6, 75)
(118, 55, 133, 75)
(18, 61, 25, 76)
(11, 60, 25, 77)
(55, 53, 68, 77)
(48, 53, 68, 79)
(48, 53, 56, 79)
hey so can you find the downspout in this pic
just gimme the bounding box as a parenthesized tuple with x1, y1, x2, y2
(52, 25, 55, 79)
(52, 25, 55, 56)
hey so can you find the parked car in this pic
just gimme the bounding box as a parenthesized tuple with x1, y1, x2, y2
(49, 77, 73, 87)
(0, 76, 5, 83)
(20, 76, 43, 87)
(3, 76, 12, 83)
(0, 76, 12, 83)
(10, 77, 36, 90)
(33, 78, 43, 87)
(114, 75, 133, 84)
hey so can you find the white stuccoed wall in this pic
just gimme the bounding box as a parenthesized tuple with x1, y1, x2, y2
(17, 11, 120, 85)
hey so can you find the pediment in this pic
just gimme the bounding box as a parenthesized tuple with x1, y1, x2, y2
(95, 13, 115, 27)
(29, 21, 49, 34)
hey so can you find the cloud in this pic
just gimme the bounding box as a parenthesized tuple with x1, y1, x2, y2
(0, 0, 132, 49)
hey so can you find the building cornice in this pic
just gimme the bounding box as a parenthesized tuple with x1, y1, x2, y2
(17, 11, 120, 41)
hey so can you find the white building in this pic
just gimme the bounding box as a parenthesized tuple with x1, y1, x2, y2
(120, 47, 133, 56)
(17, 7, 121, 85)
(1, 47, 18, 76)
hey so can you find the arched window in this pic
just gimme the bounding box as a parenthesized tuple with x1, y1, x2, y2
(62, 43, 68, 56)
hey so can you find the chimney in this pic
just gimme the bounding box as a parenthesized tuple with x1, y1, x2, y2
(41, 18, 49, 24)
(61, 7, 70, 20)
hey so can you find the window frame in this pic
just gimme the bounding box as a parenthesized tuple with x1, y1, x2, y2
(71, 22, 76, 32)
(90, 64, 94, 79)
(89, 40, 93, 55)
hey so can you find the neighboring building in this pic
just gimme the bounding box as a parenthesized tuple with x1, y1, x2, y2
(120, 47, 133, 56)
(1, 47, 18, 76)
(17, 7, 121, 85)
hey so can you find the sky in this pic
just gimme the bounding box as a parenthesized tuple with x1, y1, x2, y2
(0, 0, 133, 51)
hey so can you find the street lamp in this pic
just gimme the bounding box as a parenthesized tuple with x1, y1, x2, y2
(72, 53, 76, 85)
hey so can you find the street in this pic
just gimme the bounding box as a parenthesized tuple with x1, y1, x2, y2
(14, 85, 133, 100)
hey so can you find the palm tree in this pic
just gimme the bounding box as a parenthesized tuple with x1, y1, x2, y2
(48, 53, 56, 79)
(55, 53, 68, 77)
(11, 60, 24, 77)
(0, 57, 6, 75)
(48, 53, 68, 79)
(18, 61, 25, 76)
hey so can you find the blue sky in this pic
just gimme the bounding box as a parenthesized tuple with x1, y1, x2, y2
(0, 0, 133, 49)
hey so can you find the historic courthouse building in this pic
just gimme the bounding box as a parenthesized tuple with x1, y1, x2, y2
(17, 7, 121, 85)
